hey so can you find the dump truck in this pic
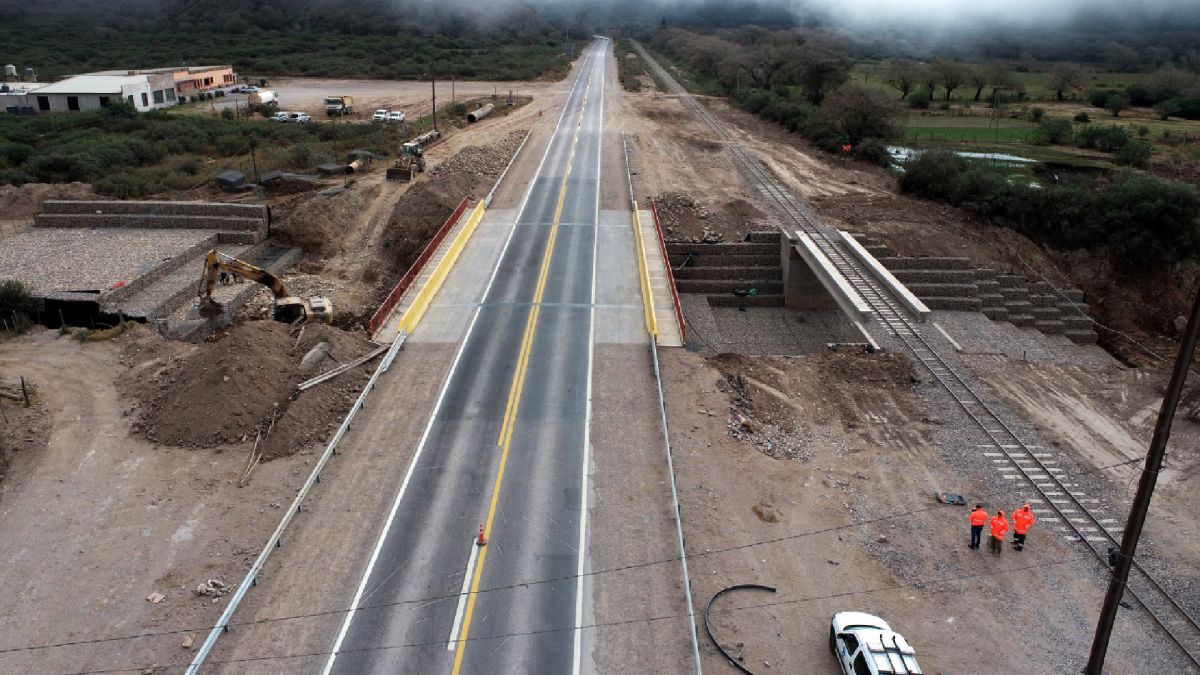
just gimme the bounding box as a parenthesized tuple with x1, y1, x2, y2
(247, 90, 278, 107)
(324, 95, 354, 116)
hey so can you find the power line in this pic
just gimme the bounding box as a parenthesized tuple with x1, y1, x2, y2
(0, 455, 1145, 660)
(56, 554, 1094, 675)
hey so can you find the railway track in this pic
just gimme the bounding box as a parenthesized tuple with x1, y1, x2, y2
(633, 40, 1200, 668)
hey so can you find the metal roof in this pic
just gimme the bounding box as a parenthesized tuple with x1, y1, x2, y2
(34, 74, 148, 95)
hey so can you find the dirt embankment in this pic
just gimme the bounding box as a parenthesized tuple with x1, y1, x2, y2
(123, 320, 375, 458)
(380, 130, 527, 276)
(0, 182, 96, 220)
(654, 191, 770, 242)
(265, 130, 527, 327)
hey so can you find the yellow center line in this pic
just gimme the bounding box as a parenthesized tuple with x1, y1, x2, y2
(451, 73, 594, 674)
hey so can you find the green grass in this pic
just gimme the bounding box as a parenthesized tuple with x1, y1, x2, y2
(0, 20, 577, 82)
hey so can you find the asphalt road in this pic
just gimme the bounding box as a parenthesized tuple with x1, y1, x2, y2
(323, 38, 610, 675)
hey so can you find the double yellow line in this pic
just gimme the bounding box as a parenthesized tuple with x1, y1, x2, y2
(450, 75, 594, 674)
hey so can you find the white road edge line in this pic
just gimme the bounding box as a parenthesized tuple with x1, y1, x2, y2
(447, 541, 482, 650)
(321, 48, 594, 675)
(574, 36, 605, 675)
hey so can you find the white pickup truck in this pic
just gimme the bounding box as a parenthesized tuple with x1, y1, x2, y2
(829, 612, 922, 675)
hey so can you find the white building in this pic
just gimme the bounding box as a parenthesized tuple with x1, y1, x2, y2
(4, 72, 177, 114)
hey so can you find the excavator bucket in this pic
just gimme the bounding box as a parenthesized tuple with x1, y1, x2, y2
(198, 297, 224, 319)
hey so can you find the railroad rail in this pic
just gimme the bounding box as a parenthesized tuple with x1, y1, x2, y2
(633, 40, 1200, 667)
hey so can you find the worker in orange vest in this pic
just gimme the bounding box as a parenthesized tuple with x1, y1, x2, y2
(988, 510, 1009, 555)
(968, 504, 988, 550)
(1013, 504, 1036, 551)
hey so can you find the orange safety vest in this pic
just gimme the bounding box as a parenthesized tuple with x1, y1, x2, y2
(1014, 508, 1035, 534)
(969, 509, 988, 527)
(990, 515, 1009, 539)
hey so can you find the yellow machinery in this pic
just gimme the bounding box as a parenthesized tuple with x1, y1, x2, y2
(198, 250, 333, 324)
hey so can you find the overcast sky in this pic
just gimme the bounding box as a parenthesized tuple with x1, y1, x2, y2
(804, 0, 1198, 26)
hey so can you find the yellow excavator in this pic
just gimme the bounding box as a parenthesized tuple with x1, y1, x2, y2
(198, 250, 333, 324)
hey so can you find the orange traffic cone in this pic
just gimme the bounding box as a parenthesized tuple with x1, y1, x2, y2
(476, 524, 487, 547)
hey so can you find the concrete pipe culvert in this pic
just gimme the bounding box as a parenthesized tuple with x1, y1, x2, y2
(467, 103, 494, 123)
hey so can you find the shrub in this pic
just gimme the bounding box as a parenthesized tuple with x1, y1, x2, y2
(852, 139, 893, 167)
(1088, 88, 1119, 108)
(0, 279, 38, 330)
(907, 87, 932, 109)
(1114, 140, 1153, 168)
(1074, 111, 1091, 123)
(1135, 125, 1150, 138)
(1155, 99, 1182, 120)
(1125, 84, 1153, 106)
(1077, 125, 1131, 152)
(1031, 118, 1073, 145)
(1105, 94, 1130, 117)
(1029, 107, 1045, 122)
(1, 142, 33, 166)
(220, 107, 236, 120)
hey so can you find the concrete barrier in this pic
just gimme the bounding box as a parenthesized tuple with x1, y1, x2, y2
(788, 231, 871, 323)
(838, 230, 931, 323)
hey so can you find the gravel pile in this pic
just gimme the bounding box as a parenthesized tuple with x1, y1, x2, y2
(654, 191, 724, 243)
(430, 130, 527, 180)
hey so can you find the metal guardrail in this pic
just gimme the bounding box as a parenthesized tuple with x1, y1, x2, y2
(185, 332, 407, 674)
(648, 198, 687, 343)
(649, 336, 703, 675)
(396, 200, 486, 335)
(368, 197, 469, 338)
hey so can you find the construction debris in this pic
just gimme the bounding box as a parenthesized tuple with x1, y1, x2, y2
(194, 579, 230, 598)
(146, 592, 166, 604)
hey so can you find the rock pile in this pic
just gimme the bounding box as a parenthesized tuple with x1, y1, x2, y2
(430, 130, 527, 180)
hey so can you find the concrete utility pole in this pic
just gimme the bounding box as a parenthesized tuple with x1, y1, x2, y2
(430, 65, 437, 133)
(1086, 284, 1200, 674)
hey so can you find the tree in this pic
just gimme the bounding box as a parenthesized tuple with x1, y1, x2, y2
(1105, 94, 1130, 117)
(1149, 68, 1200, 102)
(790, 40, 851, 105)
(820, 83, 900, 146)
(736, 41, 801, 90)
(931, 60, 967, 101)
(1047, 64, 1084, 101)
(886, 59, 923, 100)
(969, 67, 989, 101)
(1105, 42, 1141, 73)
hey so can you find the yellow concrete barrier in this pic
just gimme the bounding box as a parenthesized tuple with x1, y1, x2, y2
(631, 201, 657, 337)
(397, 201, 487, 334)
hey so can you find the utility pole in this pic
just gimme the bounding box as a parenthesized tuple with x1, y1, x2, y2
(248, 136, 260, 184)
(1086, 284, 1200, 674)
(430, 64, 437, 133)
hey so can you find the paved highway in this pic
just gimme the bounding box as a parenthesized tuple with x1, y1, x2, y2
(324, 38, 610, 674)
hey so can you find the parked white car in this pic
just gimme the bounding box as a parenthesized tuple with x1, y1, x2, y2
(269, 111, 290, 122)
(829, 612, 922, 675)
(372, 109, 389, 121)
(386, 110, 406, 123)
(287, 112, 311, 124)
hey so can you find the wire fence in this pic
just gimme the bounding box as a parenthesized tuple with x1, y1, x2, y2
(0, 218, 34, 239)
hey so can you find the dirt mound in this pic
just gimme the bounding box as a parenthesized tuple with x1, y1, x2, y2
(0, 182, 97, 220)
(654, 191, 767, 242)
(273, 183, 378, 255)
(128, 320, 375, 455)
(380, 130, 527, 281)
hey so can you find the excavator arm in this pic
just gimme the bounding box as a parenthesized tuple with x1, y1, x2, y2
(196, 250, 333, 325)
(200, 250, 291, 300)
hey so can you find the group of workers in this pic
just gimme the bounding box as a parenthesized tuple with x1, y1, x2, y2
(968, 503, 1036, 554)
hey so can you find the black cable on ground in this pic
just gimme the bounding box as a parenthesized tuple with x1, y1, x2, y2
(705, 584, 777, 675)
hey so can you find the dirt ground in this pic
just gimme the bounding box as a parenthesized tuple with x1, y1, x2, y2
(0, 328, 312, 674)
(659, 349, 1185, 675)
(966, 356, 1200, 598)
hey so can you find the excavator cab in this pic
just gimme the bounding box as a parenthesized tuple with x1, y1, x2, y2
(273, 298, 310, 324)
